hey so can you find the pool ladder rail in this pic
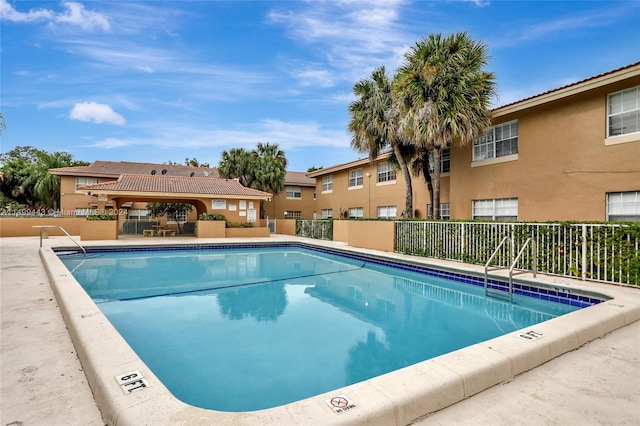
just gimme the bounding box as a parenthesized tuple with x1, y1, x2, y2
(35, 225, 86, 254)
(484, 236, 537, 303)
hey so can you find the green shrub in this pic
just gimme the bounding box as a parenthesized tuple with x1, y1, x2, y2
(86, 214, 116, 221)
(198, 213, 226, 221)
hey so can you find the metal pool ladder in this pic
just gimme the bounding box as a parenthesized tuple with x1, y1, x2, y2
(35, 225, 86, 256)
(484, 236, 537, 303)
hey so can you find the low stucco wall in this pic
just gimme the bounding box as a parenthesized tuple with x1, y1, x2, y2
(0, 217, 85, 237)
(225, 227, 270, 238)
(332, 220, 349, 243)
(346, 220, 396, 252)
(196, 221, 225, 238)
(80, 220, 119, 241)
(275, 219, 296, 236)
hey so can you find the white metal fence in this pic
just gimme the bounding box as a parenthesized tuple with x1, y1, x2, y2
(396, 221, 640, 286)
(296, 220, 333, 240)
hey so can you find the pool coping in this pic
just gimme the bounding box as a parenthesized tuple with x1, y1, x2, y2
(39, 238, 640, 426)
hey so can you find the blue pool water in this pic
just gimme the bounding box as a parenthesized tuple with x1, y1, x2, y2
(59, 244, 592, 412)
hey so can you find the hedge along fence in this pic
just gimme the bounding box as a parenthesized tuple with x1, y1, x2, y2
(396, 221, 640, 286)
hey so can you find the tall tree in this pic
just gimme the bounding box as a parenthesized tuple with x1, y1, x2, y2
(218, 143, 287, 195)
(348, 66, 414, 218)
(0, 146, 88, 208)
(146, 202, 193, 234)
(395, 32, 495, 219)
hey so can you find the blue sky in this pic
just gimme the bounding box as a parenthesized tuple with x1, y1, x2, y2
(1, 1, 639, 172)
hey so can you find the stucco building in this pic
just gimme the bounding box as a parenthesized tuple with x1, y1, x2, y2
(309, 62, 640, 222)
(50, 62, 640, 226)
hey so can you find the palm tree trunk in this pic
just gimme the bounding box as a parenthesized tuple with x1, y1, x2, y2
(432, 148, 442, 220)
(418, 151, 434, 218)
(391, 144, 413, 218)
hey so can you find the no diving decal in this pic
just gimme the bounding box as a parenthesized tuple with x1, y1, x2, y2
(325, 394, 357, 414)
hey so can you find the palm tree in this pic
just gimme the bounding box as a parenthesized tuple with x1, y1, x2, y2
(31, 150, 88, 209)
(252, 142, 287, 195)
(395, 32, 496, 219)
(218, 148, 254, 187)
(348, 66, 414, 218)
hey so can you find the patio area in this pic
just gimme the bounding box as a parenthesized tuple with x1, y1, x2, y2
(1, 235, 639, 425)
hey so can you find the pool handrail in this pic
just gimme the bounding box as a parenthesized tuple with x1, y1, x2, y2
(484, 235, 512, 301)
(508, 237, 538, 302)
(34, 225, 86, 256)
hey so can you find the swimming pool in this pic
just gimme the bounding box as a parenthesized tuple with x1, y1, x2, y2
(41, 239, 638, 425)
(58, 244, 595, 412)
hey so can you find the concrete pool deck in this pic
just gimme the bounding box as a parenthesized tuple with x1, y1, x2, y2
(1, 235, 639, 425)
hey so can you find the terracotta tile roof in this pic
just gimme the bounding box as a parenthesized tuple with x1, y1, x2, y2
(50, 160, 220, 178)
(79, 174, 272, 199)
(284, 171, 316, 186)
(49, 160, 315, 185)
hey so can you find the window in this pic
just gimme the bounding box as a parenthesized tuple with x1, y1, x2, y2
(286, 186, 302, 199)
(348, 168, 363, 188)
(428, 148, 451, 174)
(377, 162, 396, 183)
(348, 207, 363, 218)
(167, 210, 187, 223)
(607, 191, 640, 222)
(75, 177, 99, 192)
(75, 208, 97, 217)
(321, 209, 333, 219)
(128, 209, 149, 221)
(473, 121, 518, 161)
(608, 86, 639, 137)
(377, 205, 397, 219)
(284, 210, 302, 219)
(427, 203, 450, 220)
(472, 198, 518, 221)
(322, 176, 333, 192)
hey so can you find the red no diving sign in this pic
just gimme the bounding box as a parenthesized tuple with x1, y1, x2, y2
(325, 394, 357, 414)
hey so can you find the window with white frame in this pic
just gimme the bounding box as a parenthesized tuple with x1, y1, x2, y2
(427, 203, 450, 220)
(428, 148, 451, 174)
(167, 210, 187, 223)
(322, 176, 333, 192)
(75, 177, 99, 192)
(285, 186, 302, 199)
(377, 162, 396, 183)
(285, 210, 302, 219)
(472, 198, 518, 221)
(348, 207, 363, 218)
(473, 121, 518, 161)
(607, 191, 640, 222)
(321, 208, 333, 218)
(377, 205, 397, 219)
(75, 208, 97, 217)
(128, 209, 149, 221)
(348, 168, 364, 188)
(608, 86, 639, 137)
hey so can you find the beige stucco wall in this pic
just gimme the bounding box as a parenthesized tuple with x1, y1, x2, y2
(274, 219, 297, 236)
(263, 187, 316, 219)
(0, 218, 85, 237)
(80, 220, 118, 241)
(450, 77, 640, 221)
(312, 159, 446, 220)
(346, 220, 396, 252)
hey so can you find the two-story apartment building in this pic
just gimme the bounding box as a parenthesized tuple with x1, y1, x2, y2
(309, 62, 640, 222)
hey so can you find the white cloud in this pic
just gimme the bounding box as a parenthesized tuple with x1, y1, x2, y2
(0, 0, 53, 22)
(89, 138, 128, 149)
(0, 0, 109, 31)
(55, 2, 110, 31)
(267, 1, 410, 86)
(69, 102, 126, 125)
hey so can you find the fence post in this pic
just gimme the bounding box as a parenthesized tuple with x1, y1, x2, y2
(581, 224, 587, 281)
